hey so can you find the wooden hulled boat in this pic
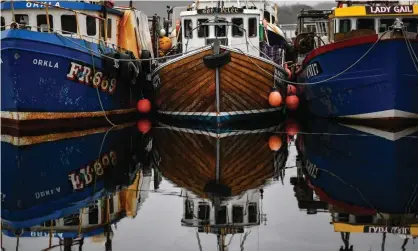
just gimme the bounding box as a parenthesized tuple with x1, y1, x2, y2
(152, 0, 291, 125)
(151, 122, 288, 199)
(150, 122, 289, 251)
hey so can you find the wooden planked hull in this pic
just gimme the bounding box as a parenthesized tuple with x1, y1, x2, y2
(151, 123, 288, 199)
(152, 47, 288, 124)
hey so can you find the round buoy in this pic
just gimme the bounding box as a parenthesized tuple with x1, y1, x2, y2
(287, 85, 297, 95)
(286, 95, 299, 111)
(268, 91, 282, 107)
(285, 119, 300, 136)
(137, 119, 152, 134)
(137, 99, 151, 113)
(268, 135, 282, 151)
(159, 28, 166, 37)
(159, 37, 172, 52)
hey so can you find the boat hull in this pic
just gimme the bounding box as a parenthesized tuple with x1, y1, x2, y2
(300, 119, 418, 214)
(153, 47, 287, 125)
(1, 30, 143, 133)
(297, 35, 418, 122)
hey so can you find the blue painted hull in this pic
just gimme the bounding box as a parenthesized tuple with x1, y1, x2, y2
(1, 124, 142, 229)
(297, 38, 418, 119)
(302, 120, 418, 213)
(1, 30, 141, 126)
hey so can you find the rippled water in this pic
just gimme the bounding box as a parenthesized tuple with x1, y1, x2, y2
(1, 119, 417, 251)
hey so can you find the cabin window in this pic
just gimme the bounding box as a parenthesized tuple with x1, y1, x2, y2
(86, 16, 97, 36)
(264, 11, 271, 23)
(100, 18, 112, 38)
(1, 17, 4, 31)
(37, 15, 53, 32)
(61, 15, 77, 35)
(357, 18, 375, 30)
(215, 20, 227, 37)
(185, 199, 194, 219)
(248, 18, 257, 37)
(184, 19, 193, 38)
(248, 203, 258, 223)
(339, 19, 351, 33)
(403, 18, 418, 33)
(88, 204, 99, 224)
(379, 18, 395, 32)
(198, 204, 210, 220)
(232, 18, 244, 37)
(216, 206, 227, 224)
(15, 14, 30, 30)
(232, 205, 244, 223)
(63, 213, 80, 226)
(197, 19, 208, 38)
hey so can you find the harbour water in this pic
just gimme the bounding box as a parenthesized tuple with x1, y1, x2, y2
(1, 119, 417, 251)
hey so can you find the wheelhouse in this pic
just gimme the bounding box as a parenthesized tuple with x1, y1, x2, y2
(1, 1, 122, 48)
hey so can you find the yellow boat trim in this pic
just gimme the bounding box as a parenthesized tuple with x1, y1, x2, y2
(1, 122, 135, 146)
(0, 108, 137, 120)
(334, 5, 418, 17)
(334, 223, 418, 236)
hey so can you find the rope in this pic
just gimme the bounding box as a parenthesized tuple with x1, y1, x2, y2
(81, 34, 117, 127)
(235, 30, 390, 85)
(401, 28, 418, 73)
(10, 0, 16, 23)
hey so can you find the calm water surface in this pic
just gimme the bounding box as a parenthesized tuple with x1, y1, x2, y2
(2, 119, 418, 251)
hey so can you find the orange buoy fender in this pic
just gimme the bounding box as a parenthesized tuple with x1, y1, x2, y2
(137, 119, 152, 134)
(286, 95, 299, 111)
(268, 91, 282, 107)
(285, 119, 300, 136)
(137, 99, 151, 113)
(268, 135, 283, 151)
(287, 85, 297, 95)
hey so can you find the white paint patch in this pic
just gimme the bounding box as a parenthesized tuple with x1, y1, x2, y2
(156, 122, 280, 138)
(340, 124, 418, 141)
(339, 109, 418, 119)
(157, 107, 283, 117)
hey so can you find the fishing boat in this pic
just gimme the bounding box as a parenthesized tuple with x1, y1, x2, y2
(152, 0, 292, 125)
(150, 122, 289, 250)
(291, 120, 418, 248)
(1, 170, 152, 251)
(1, 123, 148, 229)
(0, 0, 154, 133)
(294, 1, 418, 124)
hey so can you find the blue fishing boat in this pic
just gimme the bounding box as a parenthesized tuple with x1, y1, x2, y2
(1, 123, 146, 230)
(295, 1, 418, 123)
(299, 119, 418, 214)
(0, 0, 154, 133)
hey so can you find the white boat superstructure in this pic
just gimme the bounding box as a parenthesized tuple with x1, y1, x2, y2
(167, 0, 286, 58)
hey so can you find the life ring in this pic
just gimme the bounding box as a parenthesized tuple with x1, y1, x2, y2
(203, 50, 231, 69)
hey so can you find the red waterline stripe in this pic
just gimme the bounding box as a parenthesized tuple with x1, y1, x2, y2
(305, 177, 377, 215)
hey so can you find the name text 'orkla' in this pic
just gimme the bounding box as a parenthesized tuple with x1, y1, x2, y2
(67, 62, 117, 94)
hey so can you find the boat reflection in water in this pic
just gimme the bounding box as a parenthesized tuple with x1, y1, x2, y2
(1, 124, 155, 251)
(151, 121, 290, 250)
(291, 120, 418, 250)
